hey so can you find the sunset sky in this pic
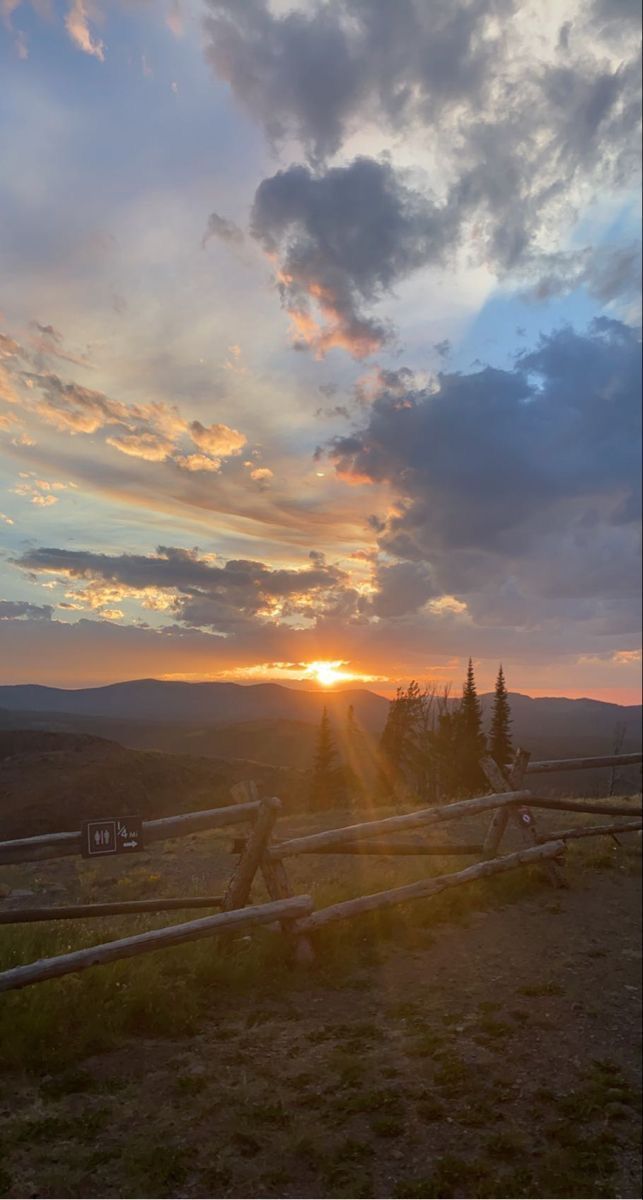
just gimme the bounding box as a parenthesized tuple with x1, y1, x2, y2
(0, 0, 641, 701)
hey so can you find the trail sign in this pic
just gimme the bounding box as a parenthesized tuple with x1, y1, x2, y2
(81, 817, 143, 858)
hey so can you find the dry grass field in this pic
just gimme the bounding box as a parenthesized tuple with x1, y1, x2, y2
(0, 802, 641, 1199)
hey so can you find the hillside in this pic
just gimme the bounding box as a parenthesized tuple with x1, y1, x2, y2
(0, 682, 639, 779)
(0, 731, 304, 841)
(0, 679, 389, 729)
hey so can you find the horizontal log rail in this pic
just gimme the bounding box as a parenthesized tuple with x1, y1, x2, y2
(527, 752, 642, 775)
(0, 799, 261, 867)
(297, 841, 565, 933)
(527, 797, 642, 818)
(0, 895, 225, 925)
(0, 895, 313, 993)
(270, 789, 532, 859)
(299, 840, 483, 856)
(536, 819, 642, 844)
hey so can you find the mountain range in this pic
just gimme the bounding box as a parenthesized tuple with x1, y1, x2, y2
(0, 681, 639, 833)
(0, 677, 641, 734)
(0, 679, 640, 770)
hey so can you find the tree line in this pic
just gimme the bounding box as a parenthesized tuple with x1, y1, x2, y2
(309, 661, 513, 810)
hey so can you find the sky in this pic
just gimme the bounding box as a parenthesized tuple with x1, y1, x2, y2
(0, 0, 641, 702)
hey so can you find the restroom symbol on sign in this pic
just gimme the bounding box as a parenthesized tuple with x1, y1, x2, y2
(81, 818, 143, 857)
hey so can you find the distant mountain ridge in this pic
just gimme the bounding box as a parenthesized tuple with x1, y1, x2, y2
(0, 678, 390, 729)
(0, 677, 640, 744)
(0, 680, 639, 801)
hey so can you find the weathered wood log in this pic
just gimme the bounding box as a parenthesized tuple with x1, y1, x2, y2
(527, 797, 643, 817)
(482, 749, 530, 858)
(0, 895, 313, 993)
(295, 840, 483, 856)
(230, 781, 315, 964)
(270, 790, 532, 859)
(514, 756, 567, 888)
(222, 798, 280, 912)
(536, 819, 643, 843)
(0, 896, 225, 925)
(0, 799, 261, 867)
(527, 753, 642, 775)
(230, 780, 260, 805)
(297, 841, 565, 933)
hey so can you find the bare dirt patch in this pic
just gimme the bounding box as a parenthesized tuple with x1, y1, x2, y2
(1, 834, 641, 1199)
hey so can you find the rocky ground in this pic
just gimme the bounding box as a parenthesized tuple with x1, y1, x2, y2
(0, 815, 640, 1200)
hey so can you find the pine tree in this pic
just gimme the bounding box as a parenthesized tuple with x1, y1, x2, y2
(458, 658, 487, 793)
(309, 707, 341, 809)
(378, 686, 411, 796)
(343, 704, 365, 800)
(346, 704, 358, 747)
(378, 681, 446, 802)
(489, 664, 513, 771)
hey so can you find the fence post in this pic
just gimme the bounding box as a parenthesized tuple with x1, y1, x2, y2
(482, 750, 529, 856)
(222, 796, 280, 912)
(230, 783, 315, 964)
(481, 751, 567, 889)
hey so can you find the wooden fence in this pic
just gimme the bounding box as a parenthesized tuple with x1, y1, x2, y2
(0, 749, 640, 993)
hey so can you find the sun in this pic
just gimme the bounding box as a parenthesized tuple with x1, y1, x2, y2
(306, 660, 352, 687)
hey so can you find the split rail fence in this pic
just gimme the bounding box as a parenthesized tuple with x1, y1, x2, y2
(0, 749, 640, 993)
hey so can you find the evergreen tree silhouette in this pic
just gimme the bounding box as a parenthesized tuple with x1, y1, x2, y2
(458, 658, 487, 792)
(489, 664, 513, 771)
(309, 707, 341, 809)
(344, 704, 365, 799)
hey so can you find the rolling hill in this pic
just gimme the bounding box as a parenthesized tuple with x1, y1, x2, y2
(0, 679, 389, 729)
(0, 730, 305, 841)
(0, 681, 639, 804)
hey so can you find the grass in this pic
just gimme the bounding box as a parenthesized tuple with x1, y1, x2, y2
(122, 1138, 190, 1197)
(0, 814, 562, 1073)
(0, 824, 636, 1076)
(0, 804, 640, 1199)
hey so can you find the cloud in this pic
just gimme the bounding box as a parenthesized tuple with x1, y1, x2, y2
(371, 561, 437, 618)
(204, 0, 513, 163)
(249, 466, 273, 485)
(207, 0, 641, 356)
(522, 243, 642, 305)
(1, 332, 249, 475)
(13, 544, 360, 634)
(0, 600, 53, 621)
(11, 474, 74, 507)
(328, 318, 641, 632)
(201, 211, 245, 249)
(166, 0, 182, 37)
(105, 432, 176, 462)
(172, 453, 225, 473)
(189, 420, 246, 458)
(65, 0, 105, 60)
(251, 157, 455, 357)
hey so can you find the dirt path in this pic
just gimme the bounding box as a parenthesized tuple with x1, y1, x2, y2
(1, 859, 641, 1200)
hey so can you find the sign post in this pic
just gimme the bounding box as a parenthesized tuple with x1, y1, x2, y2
(81, 818, 143, 859)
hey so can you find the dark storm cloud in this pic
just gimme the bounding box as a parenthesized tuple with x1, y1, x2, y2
(523, 243, 642, 304)
(371, 561, 437, 618)
(328, 319, 641, 623)
(591, 0, 642, 24)
(13, 545, 358, 632)
(205, 0, 641, 357)
(250, 157, 456, 356)
(204, 0, 513, 162)
(0, 600, 53, 621)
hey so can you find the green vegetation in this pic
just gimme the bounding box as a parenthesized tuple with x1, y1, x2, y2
(489, 663, 513, 771)
(309, 706, 348, 809)
(0, 801, 640, 1199)
(377, 659, 511, 801)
